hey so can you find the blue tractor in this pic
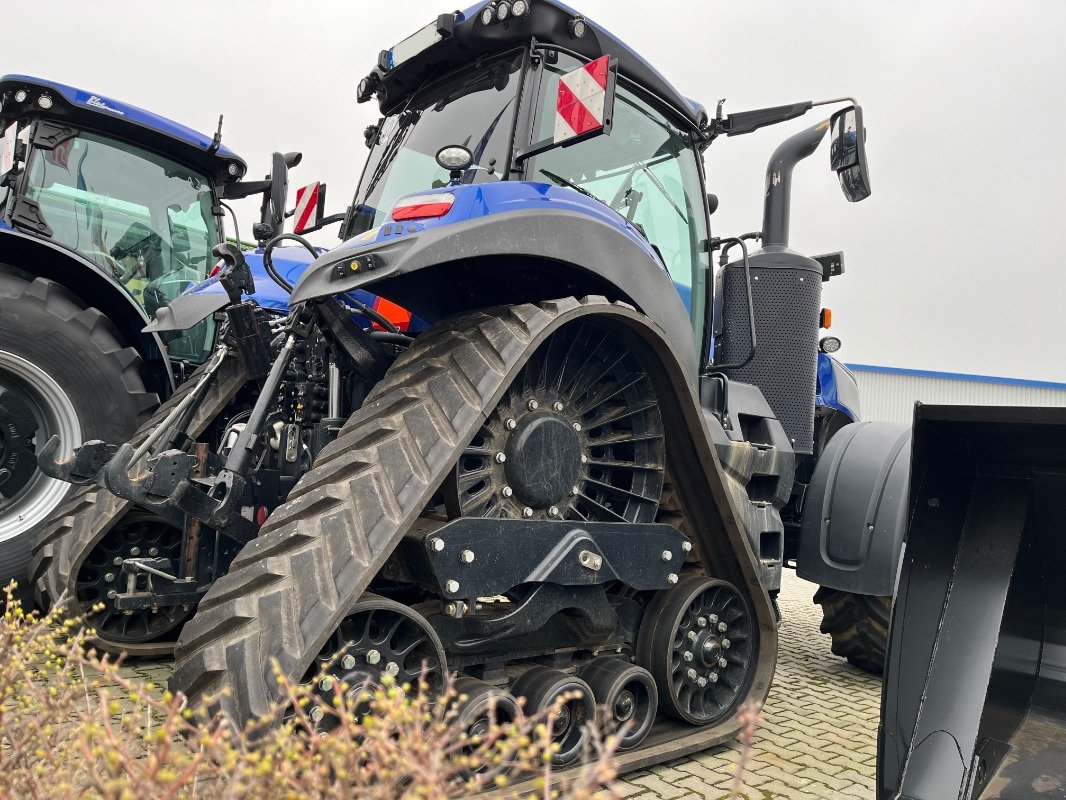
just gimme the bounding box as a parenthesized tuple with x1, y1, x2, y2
(34, 0, 901, 770)
(0, 75, 303, 589)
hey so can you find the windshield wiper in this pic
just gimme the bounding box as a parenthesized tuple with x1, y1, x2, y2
(539, 169, 595, 199)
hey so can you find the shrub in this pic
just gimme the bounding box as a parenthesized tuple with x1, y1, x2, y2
(0, 585, 619, 800)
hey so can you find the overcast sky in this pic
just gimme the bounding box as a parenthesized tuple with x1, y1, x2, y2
(7, 1, 1064, 381)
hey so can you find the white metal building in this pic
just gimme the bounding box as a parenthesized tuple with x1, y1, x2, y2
(846, 364, 1066, 424)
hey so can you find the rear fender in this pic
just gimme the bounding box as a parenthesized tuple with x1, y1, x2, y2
(796, 420, 911, 596)
(0, 228, 174, 392)
(288, 206, 698, 378)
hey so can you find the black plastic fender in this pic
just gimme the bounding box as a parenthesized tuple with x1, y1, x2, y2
(288, 209, 699, 378)
(796, 420, 911, 596)
(0, 227, 174, 391)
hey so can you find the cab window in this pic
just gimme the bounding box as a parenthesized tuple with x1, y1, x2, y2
(529, 53, 709, 333)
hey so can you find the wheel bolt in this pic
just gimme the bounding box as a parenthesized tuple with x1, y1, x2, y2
(505, 418, 517, 430)
(523, 507, 533, 518)
(130, 547, 140, 556)
(666, 573, 678, 585)
(553, 401, 564, 412)
(687, 630, 698, 642)
(148, 548, 158, 557)
(429, 538, 445, 552)
(718, 622, 728, 632)
(527, 400, 539, 411)
(719, 657, 728, 669)
(709, 614, 718, 625)
(494, 452, 507, 464)
(384, 662, 400, 677)
(697, 616, 708, 628)
(697, 676, 708, 688)
(113, 557, 123, 566)
(571, 485, 579, 496)
(580, 455, 588, 464)
(661, 550, 672, 561)
(460, 549, 475, 563)
(722, 639, 731, 649)
(548, 506, 559, 517)
(106, 590, 117, 599)
(341, 655, 356, 670)
(445, 579, 460, 594)
(710, 672, 719, 683)
(320, 677, 334, 692)
(502, 486, 513, 497)
(104, 572, 115, 583)
(686, 668, 698, 681)
(309, 707, 324, 723)
(683, 651, 693, 662)
(573, 422, 582, 432)
(366, 650, 381, 665)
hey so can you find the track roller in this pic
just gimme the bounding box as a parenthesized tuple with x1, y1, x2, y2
(451, 676, 521, 779)
(307, 594, 446, 727)
(636, 575, 755, 725)
(577, 657, 657, 751)
(509, 666, 594, 766)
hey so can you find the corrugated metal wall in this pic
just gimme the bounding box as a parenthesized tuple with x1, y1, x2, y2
(850, 368, 1066, 423)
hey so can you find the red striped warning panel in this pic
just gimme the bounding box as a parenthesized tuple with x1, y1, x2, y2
(293, 182, 321, 234)
(554, 55, 610, 144)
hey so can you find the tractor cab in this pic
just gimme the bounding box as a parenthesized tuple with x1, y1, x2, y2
(0, 75, 247, 362)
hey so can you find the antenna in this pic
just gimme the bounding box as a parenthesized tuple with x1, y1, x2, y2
(209, 115, 224, 153)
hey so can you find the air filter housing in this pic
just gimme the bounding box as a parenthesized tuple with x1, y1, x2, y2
(714, 247, 822, 455)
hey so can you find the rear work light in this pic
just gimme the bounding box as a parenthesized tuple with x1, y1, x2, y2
(389, 192, 455, 221)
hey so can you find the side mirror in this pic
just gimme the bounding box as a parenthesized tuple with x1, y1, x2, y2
(830, 105, 871, 202)
(268, 151, 291, 231)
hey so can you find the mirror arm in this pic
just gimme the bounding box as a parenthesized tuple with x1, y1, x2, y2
(222, 179, 271, 200)
(293, 213, 346, 236)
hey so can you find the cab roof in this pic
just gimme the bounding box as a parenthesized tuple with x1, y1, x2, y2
(364, 0, 708, 131)
(0, 74, 247, 182)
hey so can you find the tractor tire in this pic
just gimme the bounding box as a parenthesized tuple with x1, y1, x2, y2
(0, 273, 157, 594)
(813, 586, 890, 674)
(29, 347, 248, 656)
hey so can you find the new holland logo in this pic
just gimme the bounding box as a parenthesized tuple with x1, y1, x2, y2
(85, 95, 125, 116)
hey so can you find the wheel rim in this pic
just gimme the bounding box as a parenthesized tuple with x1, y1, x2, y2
(638, 577, 755, 725)
(0, 350, 80, 542)
(447, 322, 664, 523)
(308, 596, 447, 727)
(75, 512, 192, 644)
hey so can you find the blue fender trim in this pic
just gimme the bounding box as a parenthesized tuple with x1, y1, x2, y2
(815, 351, 860, 422)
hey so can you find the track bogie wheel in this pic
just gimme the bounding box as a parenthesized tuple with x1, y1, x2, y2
(636, 575, 755, 726)
(451, 676, 521, 779)
(509, 666, 595, 766)
(578, 657, 658, 750)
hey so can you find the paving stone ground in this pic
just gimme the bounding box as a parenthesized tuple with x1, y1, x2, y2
(615, 570, 881, 800)
(118, 571, 880, 799)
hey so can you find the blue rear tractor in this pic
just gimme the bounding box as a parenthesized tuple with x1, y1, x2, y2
(0, 75, 307, 589)
(34, 1, 899, 770)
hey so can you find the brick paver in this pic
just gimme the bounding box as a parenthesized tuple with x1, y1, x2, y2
(117, 572, 879, 799)
(616, 571, 880, 799)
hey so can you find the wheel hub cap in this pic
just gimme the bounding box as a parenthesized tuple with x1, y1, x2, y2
(614, 689, 636, 722)
(505, 414, 581, 508)
(0, 387, 40, 498)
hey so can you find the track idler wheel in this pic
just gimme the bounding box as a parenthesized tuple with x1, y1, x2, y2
(307, 595, 446, 728)
(509, 666, 595, 766)
(451, 676, 521, 779)
(578, 657, 658, 751)
(636, 575, 755, 726)
(75, 511, 191, 646)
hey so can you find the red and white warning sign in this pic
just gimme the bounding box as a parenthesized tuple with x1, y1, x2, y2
(293, 181, 321, 234)
(554, 55, 611, 144)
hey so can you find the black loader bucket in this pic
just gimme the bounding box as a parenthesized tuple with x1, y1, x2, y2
(879, 405, 1066, 800)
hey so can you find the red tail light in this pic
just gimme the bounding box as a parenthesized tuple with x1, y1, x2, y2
(390, 192, 455, 221)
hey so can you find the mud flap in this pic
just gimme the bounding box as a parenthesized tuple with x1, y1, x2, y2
(878, 405, 1066, 800)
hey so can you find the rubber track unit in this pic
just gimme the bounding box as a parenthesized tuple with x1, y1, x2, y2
(171, 297, 779, 773)
(30, 351, 249, 657)
(814, 586, 890, 674)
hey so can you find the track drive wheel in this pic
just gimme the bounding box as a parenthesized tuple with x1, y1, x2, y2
(636, 575, 756, 726)
(307, 594, 446, 727)
(578, 657, 658, 751)
(814, 587, 890, 674)
(509, 666, 595, 766)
